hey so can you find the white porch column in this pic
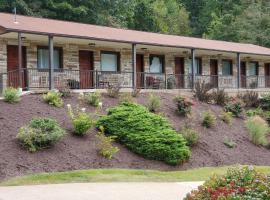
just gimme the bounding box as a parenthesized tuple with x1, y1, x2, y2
(48, 35, 54, 90)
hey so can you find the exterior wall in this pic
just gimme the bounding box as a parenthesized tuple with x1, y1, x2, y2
(0, 37, 269, 90)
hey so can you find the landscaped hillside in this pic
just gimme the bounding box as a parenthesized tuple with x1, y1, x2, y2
(1, 89, 270, 181)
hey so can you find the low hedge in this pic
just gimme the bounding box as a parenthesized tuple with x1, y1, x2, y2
(96, 102, 190, 165)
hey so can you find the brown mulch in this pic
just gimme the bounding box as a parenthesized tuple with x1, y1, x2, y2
(0, 92, 270, 181)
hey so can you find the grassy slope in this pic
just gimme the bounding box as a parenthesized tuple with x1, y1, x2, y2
(2, 166, 270, 186)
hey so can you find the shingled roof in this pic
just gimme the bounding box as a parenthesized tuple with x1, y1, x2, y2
(0, 12, 270, 56)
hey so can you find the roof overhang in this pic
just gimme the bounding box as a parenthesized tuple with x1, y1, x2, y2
(0, 26, 7, 35)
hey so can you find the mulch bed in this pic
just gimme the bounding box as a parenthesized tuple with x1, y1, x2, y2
(0, 92, 270, 181)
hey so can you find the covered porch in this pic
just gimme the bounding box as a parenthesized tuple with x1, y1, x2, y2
(1, 32, 270, 93)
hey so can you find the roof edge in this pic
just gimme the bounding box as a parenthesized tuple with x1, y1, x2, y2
(4, 28, 270, 57)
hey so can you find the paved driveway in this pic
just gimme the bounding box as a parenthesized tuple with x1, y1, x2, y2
(0, 182, 203, 200)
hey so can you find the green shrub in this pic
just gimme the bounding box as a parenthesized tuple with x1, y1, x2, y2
(83, 92, 101, 107)
(262, 111, 270, 124)
(96, 126, 119, 159)
(202, 111, 216, 128)
(194, 81, 211, 103)
(17, 118, 66, 152)
(96, 102, 190, 165)
(3, 87, 20, 103)
(211, 89, 229, 106)
(185, 166, 270, 200)
(246, 107, 263, 117)
(220, 112, 233, 125)
(67, 105, 94, 136)
(180, 127, 199, 147)
(223, 137, 236, 148)
(147, 94, 161, 113)
(245, 116, 269, 146)
(260, 93, 270, 110)
(43, 91, 63, 107)
(224, 100, 243, 117)
(107, 84, 121, 98)
(174, 96, 193, 116)
(237, 91, 259, 108)
(119, 93, 135, 104)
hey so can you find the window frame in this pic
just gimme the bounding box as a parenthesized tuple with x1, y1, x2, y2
(100, 51, 121, 72)
(189, 57, 202, 75)
(149, 54, 165, 73)
(248, 61, 259, 76)
(37, 46, 63, 71)
(222, 59, 233, 76)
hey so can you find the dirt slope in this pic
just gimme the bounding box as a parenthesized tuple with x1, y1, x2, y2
(0, 93, 270, 180)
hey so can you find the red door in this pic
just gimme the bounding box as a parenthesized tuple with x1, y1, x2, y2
(79, 50, 94, 89)
(210, 59, 218, 88)
(7, 45, 27, 89)
(241, 62, 246, 88)
(175, 57, 185, 88)
(265, 63, 270, 87)
(136, 54, 144, 88)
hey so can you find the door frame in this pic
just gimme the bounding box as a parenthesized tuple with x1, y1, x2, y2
(210, 59, 218, 88)
(7, 45, 27, 89)
(265, 63, 270, 88)
(241, 61, 247, 88)
(136, 54, 144, 88)
(174, 57, 185, 88)
(79, 50, 94, 89)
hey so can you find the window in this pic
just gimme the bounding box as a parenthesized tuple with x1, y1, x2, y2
(149, 55, 164, 73)
(189, 58, 202, 75)
(249, 62, 258, 76)
(37, 47, 62, 70)
(222, 60, 233, 75)
(101, 51, 120, 72)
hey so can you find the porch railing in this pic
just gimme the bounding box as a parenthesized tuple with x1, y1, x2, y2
(1, 68, 270, 92)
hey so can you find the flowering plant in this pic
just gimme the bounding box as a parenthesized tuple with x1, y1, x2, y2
(185, 166, 270, 200)
(67, 104, 95, 136)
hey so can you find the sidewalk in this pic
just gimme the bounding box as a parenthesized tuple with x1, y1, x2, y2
(0, 182, 203, 200)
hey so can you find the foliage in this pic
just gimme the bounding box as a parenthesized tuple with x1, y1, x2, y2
(180, 127, 199, 147)
(147, 94, 161, 113)
(43, 91, 63, 108)
(96, 126, 119, 159)
(223, 137, 236, 148)
(174, 96, 193, 116)
(106, 84, 121, 98)
(194, 81, 212, 103)
(57, 84, 71, 98)
(224, 99, 243, 117)
(83, 92, 101, 107)
(67, 105, 94, 136)
(237, 91, 259, 108)
(245, 116, 269, 147)
(119, 93, 135, 104)
(131, 88, 141, 97)
(260, 93, 270, 110)
(220, 112, 233, 125)
(185, 166, 270, 200)
(262, 111, 270, 124)
(246, 107, 264, 117)
(202, 111, 216, 128)
(211, 89, 229, 106)
(96, 102, 190, 165)
(17, 118, 66, 152)
(3, 87, 21, 103)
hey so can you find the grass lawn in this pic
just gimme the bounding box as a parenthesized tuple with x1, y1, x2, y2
(1, 166, 270, 186)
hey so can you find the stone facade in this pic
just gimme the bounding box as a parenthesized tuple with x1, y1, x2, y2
(0, 38, 269, 90)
